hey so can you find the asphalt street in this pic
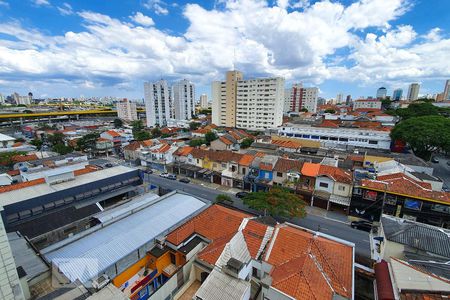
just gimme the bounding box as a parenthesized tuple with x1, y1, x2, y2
(145, 173, 371, 259)
(432, 155, 450, 190)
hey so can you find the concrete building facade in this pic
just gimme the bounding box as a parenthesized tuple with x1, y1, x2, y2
(144, 80, 173, 127)
(407, 83, 420, 101)
(443, 79, 450, 101)
(116, 99, 138, 121)
(200, 94, 208, 108)
(172, 79, 195, 121)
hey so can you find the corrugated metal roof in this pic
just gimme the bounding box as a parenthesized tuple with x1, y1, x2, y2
(42, 192, 208, 283)
(194, 268, 250, 300)
(382, 215, 450, 258)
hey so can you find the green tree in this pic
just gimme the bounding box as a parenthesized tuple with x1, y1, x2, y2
(300, 108, 308, 112)
(240, 137, 254, 149)
(151, 127, 162, 138)
(215, 194, 233, 204)
(395, 102, 440, 120)
(324, 109, 336, 114)
(48, 132, 65, 146)
(189, 122, 201, 130)
(243, 187, 306, 218)
(390, 115, 450, 160)
(113, 118, 123, 128)
(0, 151, 26, 167)
(77, 132, 100, 151)
(30, 138, 43, 149)
(135, 131, 151, 141)
(189, 139, 206, 147)
(52, 143, 73, 155)
(205, 131, 218, 144)
(131, 120, 144, 134)
(381, 99, 392, 110)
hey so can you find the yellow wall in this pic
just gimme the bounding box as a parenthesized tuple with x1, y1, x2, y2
(113, 256, 150, 287)
(364, 155, 392, 166)
(202, 157, 212, 170)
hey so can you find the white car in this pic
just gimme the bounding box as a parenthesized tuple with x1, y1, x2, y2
(159, 173, 169, 178)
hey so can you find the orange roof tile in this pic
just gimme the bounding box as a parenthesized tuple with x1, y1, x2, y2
(266, 225, 353, 300)
(73, 165, 98, 176)
(12, 154, 38, 163)
(6, 169, 20, 176)
(219, 136, 233, 145)
(141, 140, 153, 147)
(175, 146, 194, 156)
(273, 158, 303, 173)
(238, 154, 255, 167)
(152, 144, 171, 153)
(301, 162, 320, 177)
(318, 120, 340, 128)
(0, 178, 45, 193)
(318, 165, 352, 184)
(105, 130, 121, 137)
(166, 205, 251, 246)
(97, 137, 110, 142)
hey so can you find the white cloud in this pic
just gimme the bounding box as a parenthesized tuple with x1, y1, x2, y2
(143, 0, 169, 15)
(0, 0, 9, 8)
(57, 2, 73, 15)
(130, 12, 154, 26)
(33, 0, 50, 6)
(0, 0, 448, 96)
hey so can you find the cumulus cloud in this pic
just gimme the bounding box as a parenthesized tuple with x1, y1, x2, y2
(0, 0, 448, 96)
(33, 0, 50, 6)
(143, 0, 169, 15)
(130, 12, 154, 26)
(0, 0, 9, 7)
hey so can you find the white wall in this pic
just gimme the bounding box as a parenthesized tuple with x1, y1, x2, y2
(315, 176, 334, 194)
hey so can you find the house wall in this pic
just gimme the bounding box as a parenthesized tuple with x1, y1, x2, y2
(315, 176, 334, 194)
(239, 165, 249, 176)
(210, 139, 226, 151)
(333, 182, 352, 197)
(262, 286, 295, 300)
(113, 255, 150, 288)
(258, 170, 273, 181)
(381, 240, 405, 262)
(273, 171, 286, 185)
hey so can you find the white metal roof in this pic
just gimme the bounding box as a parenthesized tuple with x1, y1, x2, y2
(0, 165, 136, 207)
(0, 132, 15, 142)
(42, 192, 207, 283)
(194, 268, 250, 300)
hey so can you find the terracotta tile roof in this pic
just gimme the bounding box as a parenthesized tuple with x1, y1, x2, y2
(271, 139, 302, 149)
(361, 173, 450, 204)
(259, 162, 274, 171)
(318, 165, 352, 184)
(255, 152, 265, 157)
(73, 165, 98, 176)
(105, 130, 121, 137)
(347, 154, 364, 162)
(175, 146, 194, 156)
(6, 169, 20, 176)
(97, 137, 111, 142)
(375, 260, 395, 300)
(0, 178, 45, 193)
(197, 233, 235, 265)
(12, 154, 39, 163)
(318, 120, 340, 128)
(273, 158, 303, 173)
(192, 128, 208, 134)
(141, 140, 153, 147)
(123, 141, 141, 151)
(152, 144, 171, 153)
(191, 149, 243, 163)
(266, 225, 353, 300)
(301, 162, 320, 177)
(219, 136, 233, 145)
(242, 220, 269, 259)
(239, 154, 255, 167)
(12, 142, 23, 147)
(166, 205, 251, 246)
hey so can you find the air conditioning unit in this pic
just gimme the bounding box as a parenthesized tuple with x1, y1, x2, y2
(155, 235, 166, 249)
(92, 274, 110, 290)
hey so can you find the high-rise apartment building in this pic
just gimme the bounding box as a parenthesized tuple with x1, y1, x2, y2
(443, 79, 450, 101)
(345, 95, 352, 105)
(212, 70, 284, 130)
(283, 88, 291, 113)
(336, 93, 344, 103)
(200, 94, 208, 108)
(376, 87, 387, 99)
(392, 89, 403, 101)
(116, 98, 138, 121)
(144, 80, 173, 127)
(285, 84, 318, 113)
(172, 79, 195, 121)
(407, 83, 420, 101)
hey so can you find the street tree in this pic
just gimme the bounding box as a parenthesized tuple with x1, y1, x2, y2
(77, 132, 100, 151)
(135, 130, 151, 141)
(151, 127, 162, 138)
(48, 132, 65, 146)
(390, 115, 450, 160)
(205, 131, 218, 144)
(52, 143, 73, 155)
(113, 118, 123, 128)
(240, 138, 254, 149)
(189, 122, 201, 130)
(243, 187, 306, 218)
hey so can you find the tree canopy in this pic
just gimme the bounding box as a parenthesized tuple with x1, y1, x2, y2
(0, 151, 26, 167)
(189, 139, 206, 147)
(52, 143, 73, 155)
(77, 132, 100, 151)
(47, 132, 65, 146)
(240, 137, 254, 149)
(243, 187, 306, 218)
(390, 115, 450, 160)
(113, 118, 123, 128)
(205, 131, 218, 144)
(151, 127, 162, 138)
(324, 109, 336, 114)
(189, 122, 201, 130)
(135, 130, 151, 141)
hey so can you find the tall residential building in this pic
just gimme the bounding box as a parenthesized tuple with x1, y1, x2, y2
(336, 93, 344, 103)
(283, 88, 291, 113)
(392, 88, 403, 101)
(345, 95, 352, 105)
(376, 87, 387, 99)
(172, 79, 195, 121)
(285, 83, 318, 113)
(116, 98, 138, 121)
(0, 93, 4, 104)
(443, 79, 450, 101)
(200, 94, 208, 109)
(407, 83, 420, 101)
(212, 70, 284, 130)
(144, 80, 173, 127)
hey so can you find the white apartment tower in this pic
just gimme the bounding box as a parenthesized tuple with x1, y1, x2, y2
(407, 83, 420, 101)
(144, 80, 173, 127)
(212, 71, 284, 130)
(172, 79, 195, 121)
(116, 98, 138, 121)
(200, 94, 208, 109)
(285, 84, 319, 113)
(443, 79, 450, 101)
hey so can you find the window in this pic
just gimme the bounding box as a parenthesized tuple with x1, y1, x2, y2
(222, 163, 227, 168)
(252, 267, 260, 279)
(368, 140, 378, 145)
(277, 172, 283, 177)
(319, 182, 328, 188)
(404, 199, 422, 210)
(265, 172, 270, 179)
(242, 167, 246, 175)
(431, 204, 450, 214)
(338, 185, 346, 191)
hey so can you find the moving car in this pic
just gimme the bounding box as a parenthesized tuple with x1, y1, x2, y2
(431, 157, 439, 163)
(167, 174, 177, 180)
(235, 192, 249, 198)
(350, 220, 373, 232)
(159, 173, 169, 178)
(179, 178, 190, 183)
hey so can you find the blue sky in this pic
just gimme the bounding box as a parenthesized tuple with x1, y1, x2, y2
(0, 0, 449, 100)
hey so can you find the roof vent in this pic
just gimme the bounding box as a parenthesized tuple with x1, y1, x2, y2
(155, 235, 166, 249)
(92, 274, 109, 290)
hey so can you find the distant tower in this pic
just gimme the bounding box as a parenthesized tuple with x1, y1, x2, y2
(443, 79, 450, 101)
(392, 89, 403, 101)
(345, 95, 352, 105)
(407, 83, 420, 101)
(376, 87, 387, 99)
(28, 92, 33, 104)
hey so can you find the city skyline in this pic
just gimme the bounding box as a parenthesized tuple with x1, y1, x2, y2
(0, 0, 449, 99)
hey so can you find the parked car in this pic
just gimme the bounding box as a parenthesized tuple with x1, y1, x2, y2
(104, 163, 113, 168)
(179, 178, 190, 183)
(159, 173, 169, 178)
(145, 169, 153, 174)
(235, 192, 249, 198)
(167, 174, 177, 180)
(350, 220, 373, 232)
(431, 157, 439, 163)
